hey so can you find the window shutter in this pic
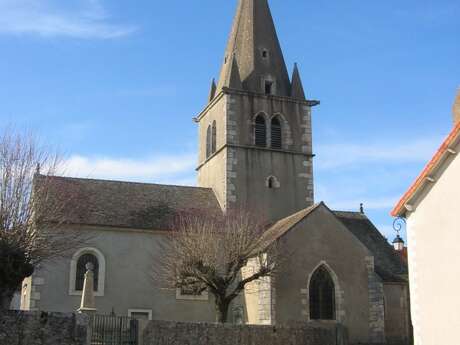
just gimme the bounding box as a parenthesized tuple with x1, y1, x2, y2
(271, 117, 282, 149)
(255, 116, 267, 147)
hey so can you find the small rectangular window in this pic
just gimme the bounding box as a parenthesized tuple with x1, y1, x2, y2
(265, 81, 273, 95)
(128, 309, 152, 320)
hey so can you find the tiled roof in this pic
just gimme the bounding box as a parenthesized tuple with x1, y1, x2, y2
(35, 175, 221, 230)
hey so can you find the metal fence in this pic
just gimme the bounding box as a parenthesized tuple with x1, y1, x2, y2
(90, 314, 139, 345)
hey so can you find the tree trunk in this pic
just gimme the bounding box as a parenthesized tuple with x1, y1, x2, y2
(215, 298, 230, 324)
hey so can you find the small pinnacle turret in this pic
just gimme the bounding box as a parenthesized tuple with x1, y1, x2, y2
(208, 79, 217, 102)
(291, 63, 306, 100)
(220, 54, 243, 90)
(216, 0, 291, 96)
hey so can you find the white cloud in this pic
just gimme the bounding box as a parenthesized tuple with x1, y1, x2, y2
(60, 153, 197, 185)
(316, 136, 442, 170)
(0, 0, 136, 39)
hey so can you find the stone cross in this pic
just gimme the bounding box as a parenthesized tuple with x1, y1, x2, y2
(78, 262, 97, 314)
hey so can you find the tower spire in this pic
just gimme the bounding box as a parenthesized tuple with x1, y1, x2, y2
(217, 0, 291, 96)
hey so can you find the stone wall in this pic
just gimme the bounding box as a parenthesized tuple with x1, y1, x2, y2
(0, 311, 89, 345)
(143, 320, 337, 345)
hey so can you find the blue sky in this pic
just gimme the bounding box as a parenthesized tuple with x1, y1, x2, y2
(0, 0, 459, 241)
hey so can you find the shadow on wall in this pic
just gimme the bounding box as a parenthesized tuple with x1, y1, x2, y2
(9, 292, 20, 310)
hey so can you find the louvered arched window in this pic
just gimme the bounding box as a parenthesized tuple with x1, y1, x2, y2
(309, 265, 335, 320)
(255, 115, 267, 147)
(212, 121, 217, 154)
(206, 125, 212, 158)
(76, 254, 99, 292)
(271, 117, 282, 149)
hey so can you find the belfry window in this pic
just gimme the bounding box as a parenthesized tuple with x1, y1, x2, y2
(265, 80, 273, 95)
(271, 117, 282, 149)
(206, 125, 212, 158)
(76, 254, 99, 292)
(212, 121, 217, 154)
(309, 265, 336, 320)
(255, 115, 267, 147)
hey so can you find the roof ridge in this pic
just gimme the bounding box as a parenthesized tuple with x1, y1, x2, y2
(37, 174, 213, 191)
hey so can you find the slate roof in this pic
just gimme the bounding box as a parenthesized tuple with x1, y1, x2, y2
(257, 204, 321, 250)
(216, 0, 293, 97)
(332, 211, 408, 282)
(259, 203, 408, 283)
(35, 175, 221, 230)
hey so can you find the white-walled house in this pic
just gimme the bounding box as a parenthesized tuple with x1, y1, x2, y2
(392, 89, 460, 345)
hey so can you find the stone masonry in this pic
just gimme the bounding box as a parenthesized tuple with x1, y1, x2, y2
(365, 256, 386, 344)
(142, 320, 337, 345)
(0, 311, 89, 345)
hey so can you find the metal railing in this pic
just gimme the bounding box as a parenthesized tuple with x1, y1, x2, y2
(90, 314, 138, 345)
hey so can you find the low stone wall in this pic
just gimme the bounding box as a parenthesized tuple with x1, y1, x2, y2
(0, 311, 89, 345)
(143, 320, 338, 345)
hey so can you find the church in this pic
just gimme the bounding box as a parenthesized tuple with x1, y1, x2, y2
(21, 1, 411, 344)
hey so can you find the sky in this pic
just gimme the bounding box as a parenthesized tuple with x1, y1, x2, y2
(0, 0, 459, 242)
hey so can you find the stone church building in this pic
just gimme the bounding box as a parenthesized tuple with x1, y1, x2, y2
(21, 1, 411, 344)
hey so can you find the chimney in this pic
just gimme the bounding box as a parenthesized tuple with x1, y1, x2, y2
(453, 88, 460, 125)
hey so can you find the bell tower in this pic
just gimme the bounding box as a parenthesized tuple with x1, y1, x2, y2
(196, 0, 319, 222)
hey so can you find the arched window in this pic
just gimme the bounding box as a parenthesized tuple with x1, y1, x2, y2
(206, 125, 212, 158)
(211, 121, 217, 154)
(255, 115, 267, 147)
(309, 265, 336, 320)
(75, 253, 99, 292)
(69, 247, 106, 296)
(271, 117, 282, 149)
(266, 176, 280, 189)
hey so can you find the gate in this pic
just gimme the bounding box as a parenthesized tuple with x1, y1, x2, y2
(90, 314, 139, 345)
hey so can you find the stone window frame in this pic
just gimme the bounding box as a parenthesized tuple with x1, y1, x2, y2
(252, 112, 269, 147)
(211, 120, 217, 154)
(128, 309, 153, 320)
(303, 261, 345, 323)
(266, 175, 280, 189)
(206, 125, 212, 159)
(69, 247, 106, 297)
(270, 113, 292, 150)
(261, 75, 277, 95)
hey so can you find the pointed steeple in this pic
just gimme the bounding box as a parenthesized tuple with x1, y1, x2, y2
(208, 79, 217, 102)
(290, 63, 306, 100)
(453, 88, 460, 125)
(217, 0, 291, 96)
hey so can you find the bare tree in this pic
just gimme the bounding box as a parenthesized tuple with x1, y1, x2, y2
(0, 129, 85, 311)
(155, 210, 280, 323)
